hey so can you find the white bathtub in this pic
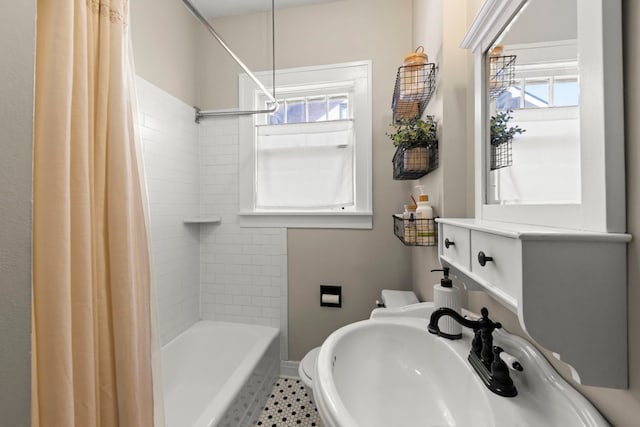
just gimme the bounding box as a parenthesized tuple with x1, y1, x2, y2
(161, 321, 280, 427)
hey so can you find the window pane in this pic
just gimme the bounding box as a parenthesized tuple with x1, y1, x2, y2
(286, 100, 305, 123)
(307, 97, 327, 122)
(554, 78, 579, 106)
(523, 79, 550, 108)
(328, 96, 349, 120)
(496, 85, 522, 110)
(269, 101, 285, 125)
(256, 121, 355, 209)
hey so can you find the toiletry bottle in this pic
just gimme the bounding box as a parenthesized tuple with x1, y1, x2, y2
(415, 187, 434, 245)
(431, 268, 462, 337)
(403, 204, 417, 244)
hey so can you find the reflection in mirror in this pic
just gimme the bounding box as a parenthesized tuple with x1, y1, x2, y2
(486, 0, 579, 206)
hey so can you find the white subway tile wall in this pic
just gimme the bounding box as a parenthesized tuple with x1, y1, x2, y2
(137, 78, 288, 358)
(137, 77, 201, 345)
(199, 117, 289, 360)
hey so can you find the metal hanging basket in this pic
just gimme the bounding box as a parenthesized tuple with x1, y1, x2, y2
(488, 55, 516, 100)
(393, 142, 439, 180)
(490, 138, 513, 170)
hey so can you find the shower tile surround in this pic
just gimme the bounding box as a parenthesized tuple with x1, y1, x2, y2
(198, 117, 289, 359)
(137, 77, 201, 345)
(137, 77, 288, 358)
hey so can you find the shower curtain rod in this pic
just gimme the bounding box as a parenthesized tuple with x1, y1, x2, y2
(181, 0, 278, 122)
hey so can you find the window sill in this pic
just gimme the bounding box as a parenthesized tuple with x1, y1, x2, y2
(238, 211, 373, 229)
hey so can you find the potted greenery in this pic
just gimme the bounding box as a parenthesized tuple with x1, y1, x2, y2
(387, 116, 437, 176)
(489, 110, 525, 170)
(490, 110, 525, 146)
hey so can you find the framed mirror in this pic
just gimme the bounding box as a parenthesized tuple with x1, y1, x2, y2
(486, 0, 579, 206)
(461, 0, 625, 233)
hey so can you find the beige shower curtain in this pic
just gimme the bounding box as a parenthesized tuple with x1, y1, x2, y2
(32, 1, 157, 426)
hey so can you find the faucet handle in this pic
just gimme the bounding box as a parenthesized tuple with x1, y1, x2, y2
(489, 346, 518, 397)
(477, 308, 502, 364)
(479, 307, 502, 331)
(499, 350, 524, 372)
(491, 347, 510, 379)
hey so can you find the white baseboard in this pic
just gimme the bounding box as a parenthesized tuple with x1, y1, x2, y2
(280, 360, 300, 378)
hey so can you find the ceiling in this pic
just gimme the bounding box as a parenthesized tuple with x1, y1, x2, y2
(189, 0, 342, 19)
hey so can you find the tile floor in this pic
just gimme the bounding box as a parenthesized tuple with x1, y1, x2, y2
(256, 376, 324, 427)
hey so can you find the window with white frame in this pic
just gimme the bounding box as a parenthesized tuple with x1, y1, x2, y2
(495, 40, 580, 111)
(496, 75, 579, 110)
(239, 61, 372, 229)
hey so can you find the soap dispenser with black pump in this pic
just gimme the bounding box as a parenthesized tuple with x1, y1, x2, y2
(431, 267, 462, 338)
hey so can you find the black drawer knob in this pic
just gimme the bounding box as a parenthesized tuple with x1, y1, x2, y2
(444, 238, 455, 249)
(478, 251, 493, 267)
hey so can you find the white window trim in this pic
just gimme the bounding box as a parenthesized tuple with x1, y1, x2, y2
(238, 61, 373, 229)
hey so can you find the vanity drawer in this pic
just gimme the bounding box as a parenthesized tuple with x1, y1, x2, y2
(439, 224, 471, 268)
(470, 231, 521, 304)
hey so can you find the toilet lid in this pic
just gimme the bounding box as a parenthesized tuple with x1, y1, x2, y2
(301, 347, 321, 380)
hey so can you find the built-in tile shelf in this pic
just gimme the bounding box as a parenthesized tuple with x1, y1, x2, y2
(183, 216, 222, 224)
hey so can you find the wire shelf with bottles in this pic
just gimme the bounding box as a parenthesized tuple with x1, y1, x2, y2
(391, 63, 436, 123)
(488, 55, 516, 100)
(393, 214, 438, 246)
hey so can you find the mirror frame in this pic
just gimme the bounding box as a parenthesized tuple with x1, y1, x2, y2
(461, 0, 625, 233)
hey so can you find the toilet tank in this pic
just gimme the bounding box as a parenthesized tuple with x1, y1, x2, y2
(370, 290, 434, 319)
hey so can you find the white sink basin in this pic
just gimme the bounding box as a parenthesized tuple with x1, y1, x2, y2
(313, 316, 609, 427)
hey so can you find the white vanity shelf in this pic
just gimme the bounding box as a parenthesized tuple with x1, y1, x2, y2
(458, 0, 628, 390)
(437, 217, 631, 388)
(183, 216, 222, 224)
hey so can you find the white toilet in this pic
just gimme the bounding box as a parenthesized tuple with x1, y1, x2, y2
(298, 289, 420, 398)
(298, 346, 320, 397)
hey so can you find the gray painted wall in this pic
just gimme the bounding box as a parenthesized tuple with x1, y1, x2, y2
(191, 0, 416, 361)
(409, 0, 475, 303)
(0, 1, 35, 425)
(130, 0, 200, 107)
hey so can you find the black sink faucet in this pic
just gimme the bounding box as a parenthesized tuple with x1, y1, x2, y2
(428, 307, 518, 397)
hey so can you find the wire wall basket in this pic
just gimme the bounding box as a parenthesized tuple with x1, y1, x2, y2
(488, 55, 516, 100)
(391, 63, 436, 123)
(393, 215, 437, 246)
(490, 139, 513, 170)
(392, 141, 439, 180)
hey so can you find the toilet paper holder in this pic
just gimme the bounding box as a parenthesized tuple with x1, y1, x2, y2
(320, 285, 342, 308)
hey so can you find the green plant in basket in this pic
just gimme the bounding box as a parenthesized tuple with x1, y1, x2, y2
(387, 116, 437, 150)
(490, 110, 525, 146)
